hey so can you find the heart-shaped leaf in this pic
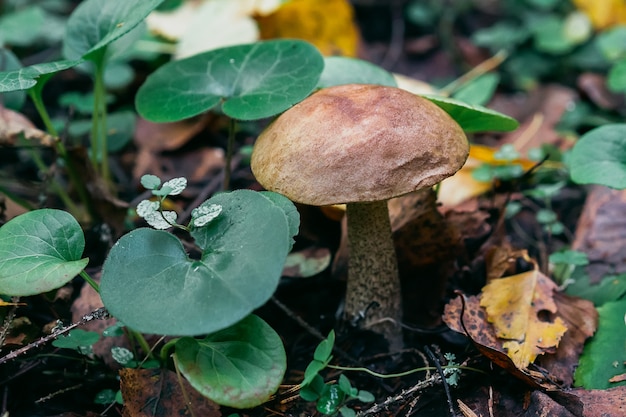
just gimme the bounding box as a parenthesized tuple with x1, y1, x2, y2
(569, 124, 626, 189)
(63, 0, 165, 60)
(421, 95, 519, 132)
(0, 209, 88, 296)
(175, 315, 286, 408)
(100, 190, 296, 335)
(317, 56, 397, 88)
(0, 60, 82, 93)
(135, 39, 324, 122)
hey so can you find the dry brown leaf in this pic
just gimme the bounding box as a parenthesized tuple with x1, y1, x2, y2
(120, 368, 221, 417)
(0, 106, 55, 146)
(480, 269, 568, 368)
(256, 0, 360, 56)
(442, 294, 559, 389)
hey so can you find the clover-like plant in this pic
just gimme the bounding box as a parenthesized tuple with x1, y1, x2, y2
(0, 177, 300, 408)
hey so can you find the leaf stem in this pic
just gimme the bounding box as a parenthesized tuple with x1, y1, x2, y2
(327, 364, 485, 379)
(79, 270, 99, 293)
(223, 118, 236, 190)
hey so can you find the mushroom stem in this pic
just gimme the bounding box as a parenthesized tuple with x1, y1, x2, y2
(345, 200, 403, 349)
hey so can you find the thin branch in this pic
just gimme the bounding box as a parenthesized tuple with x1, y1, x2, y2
(0, 307, 110, 365)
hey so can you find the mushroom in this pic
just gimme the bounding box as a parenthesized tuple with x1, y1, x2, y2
(251, 84, 469, 349)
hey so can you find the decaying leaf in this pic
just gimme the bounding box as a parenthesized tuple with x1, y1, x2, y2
(480, 268, 568, 368)
(256, 0, 360, 56)
(120, 368, 220, 417)
(0, 106, 55, 146)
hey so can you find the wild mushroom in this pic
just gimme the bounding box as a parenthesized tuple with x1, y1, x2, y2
(251, 84, 469, 349)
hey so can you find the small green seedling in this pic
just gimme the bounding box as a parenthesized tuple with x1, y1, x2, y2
(300, 332, 374, 417)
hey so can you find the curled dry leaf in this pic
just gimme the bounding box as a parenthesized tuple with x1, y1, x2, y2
(0, 106, 55, 146)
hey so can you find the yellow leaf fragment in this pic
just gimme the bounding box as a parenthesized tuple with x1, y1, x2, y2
(573, 0, 626, 30)
(480, 269, 568, 369)
(256, 0, 359, 56)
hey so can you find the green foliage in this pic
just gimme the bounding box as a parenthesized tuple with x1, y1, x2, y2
(569, 124, 626, 189)
(52, 329, 100, 355)
(0, 209, 88, 296)
(575, 300, 626, 389)
(101, 188, 298, 336)
(317, 56, 397, 89)
(62, 0, 164, 61)
(421, 95, 519, 132)
(175, 315, 286, 409)
(566, 269, 626, 306)
(135, 39, 324, 122)
(300, 331, 374, 416)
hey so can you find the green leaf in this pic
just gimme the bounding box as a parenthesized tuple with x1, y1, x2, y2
(174, 315, 286, 408)
(421, 95, 519, 132)
(452, 73, 499, 106)
(0, 6, 46, 47)
(532, 15, 575, 55)
(471, 22, 530, 52)
(300, 374, 325, 401)
(317, 56, 397, 89)
(52, 329, 100, 349)
(0, 60, 83, 93)
(135, 39, 324, 122)
(314, 330, 335, 363)
(607, 59, 626, 93)
(549, 250, 589, 266)
(303, 359, 327, 387)
(260, 191, 300, 249)
(569, 124, 626, 189)
(317, 384, 345, 415)
(0, 48, 25, 110)
(575, 300, 626, 389)
(596, 26, 626, 62)
(566, 269, 626, 306)
(0, 209, 88, 296)
(63, 0, 165, 60)
(100, 190, 297, 335)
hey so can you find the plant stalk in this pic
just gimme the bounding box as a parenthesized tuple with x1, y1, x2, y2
(223, 118, 236, 190)
(344, 200, 403, 350)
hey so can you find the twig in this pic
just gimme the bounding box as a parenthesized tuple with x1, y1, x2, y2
(356, 374, 441, 417)
(0, 297, 21, 349)
(425, 346, 455, 417)
(0, 307, 109, 365)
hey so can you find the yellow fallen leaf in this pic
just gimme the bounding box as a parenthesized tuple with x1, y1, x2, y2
(572, 0, 626, 30)
(480, 268, 568, 369)
(438, 144, 536, 207)
(256, 0, 359, 56)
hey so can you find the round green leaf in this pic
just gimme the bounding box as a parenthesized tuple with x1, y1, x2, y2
(569, 124, 626, 189)
(0, 209, 88, 296)
(135, 39, 324, 122)
(0, 48, 25, 110)
(0, 6, 46, 47)
(421, 95, 519, 132)
(63, 0, 164, 60)
(608, 59, 626, 93)
(575, 300, 626, 389)
(174, 315, 286, 408)
(0, 60, 82, 93)
(317, 56, 396, 89)
(100, 190, 296, 335)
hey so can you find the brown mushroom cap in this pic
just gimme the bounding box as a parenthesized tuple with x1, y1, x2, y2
(251, 84, 469, 206)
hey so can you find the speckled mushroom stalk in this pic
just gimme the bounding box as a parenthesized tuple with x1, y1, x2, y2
(250, 84, 469, 351)
(345, 201, 402, 347)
